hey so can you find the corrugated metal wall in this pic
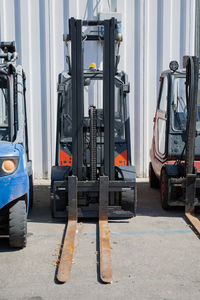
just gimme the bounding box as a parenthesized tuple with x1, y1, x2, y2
(0, 0, 197, 178)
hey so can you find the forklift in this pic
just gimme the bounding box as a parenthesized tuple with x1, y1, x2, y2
(51, 18, 137, 283)
(149, 55, 200, 234)
(0, 41, 33, 248)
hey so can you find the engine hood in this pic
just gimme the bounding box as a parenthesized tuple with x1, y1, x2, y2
(0, 141, 20, 157)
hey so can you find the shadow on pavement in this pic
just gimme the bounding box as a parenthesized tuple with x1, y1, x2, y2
(28, 185, 65, 224)
(29, 182, 186, 224)
(0, 181, 193, 251)
(136, 182, 185, 218)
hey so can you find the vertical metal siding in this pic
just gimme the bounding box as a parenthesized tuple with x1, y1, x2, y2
(0, 0, 197, 178)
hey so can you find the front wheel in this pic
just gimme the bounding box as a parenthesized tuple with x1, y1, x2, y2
(160, 169, 170, 210)
(9, 200, 27, 248)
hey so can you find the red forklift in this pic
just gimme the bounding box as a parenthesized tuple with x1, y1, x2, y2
(149, 56, 200, 233)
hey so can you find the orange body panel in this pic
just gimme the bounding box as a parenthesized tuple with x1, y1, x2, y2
(114, 150, 127, 166)
(59, 150, 128, 167)
(59, 150, 72, 166)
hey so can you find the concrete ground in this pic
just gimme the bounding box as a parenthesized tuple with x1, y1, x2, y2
(1, 180, 200, 300)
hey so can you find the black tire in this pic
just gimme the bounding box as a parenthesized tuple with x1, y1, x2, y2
(9, 200, 27, 248)
(160, 169, 170, 210)
(149, 162, 159, 188)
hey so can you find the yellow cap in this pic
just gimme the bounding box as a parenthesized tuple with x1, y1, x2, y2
(89, 62, 96, 70)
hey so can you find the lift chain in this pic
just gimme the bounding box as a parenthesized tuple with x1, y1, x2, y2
(89, 105, 97, 180)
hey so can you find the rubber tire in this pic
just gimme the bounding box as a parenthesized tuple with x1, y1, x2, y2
(149, 162, 160, 188)
(160, 169, 170, 210)
(9, 200, 27, 248)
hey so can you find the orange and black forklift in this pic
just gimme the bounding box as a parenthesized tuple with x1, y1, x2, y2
(51, 18, 137, 283)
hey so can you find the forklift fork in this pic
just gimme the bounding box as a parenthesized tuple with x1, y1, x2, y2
(57, 176, 112, 283)
(185, 174, 200, 234)
(185, 211, 200, 234)
(99, 176, 112, 283)
(57, 176, 77, 282)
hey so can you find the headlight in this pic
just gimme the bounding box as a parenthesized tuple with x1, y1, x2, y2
(0, 157, 19, 176)
(2, 159, 16, 173)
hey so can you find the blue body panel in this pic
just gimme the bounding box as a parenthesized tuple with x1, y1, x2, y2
(0, 142, 29, 211)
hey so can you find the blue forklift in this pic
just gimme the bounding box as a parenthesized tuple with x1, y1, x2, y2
(0, 42, 32, 248)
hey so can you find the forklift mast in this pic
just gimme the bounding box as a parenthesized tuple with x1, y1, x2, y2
(66, 18, 116, 180)
(185, 56, 199, 175)
(185, 56, 199, 213)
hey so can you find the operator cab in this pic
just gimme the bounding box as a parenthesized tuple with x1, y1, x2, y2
(57, 69, 131, 176)
(0, 63, 29, 160)
(172, 73, 200, 133)
(151, 64, 200, 172)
